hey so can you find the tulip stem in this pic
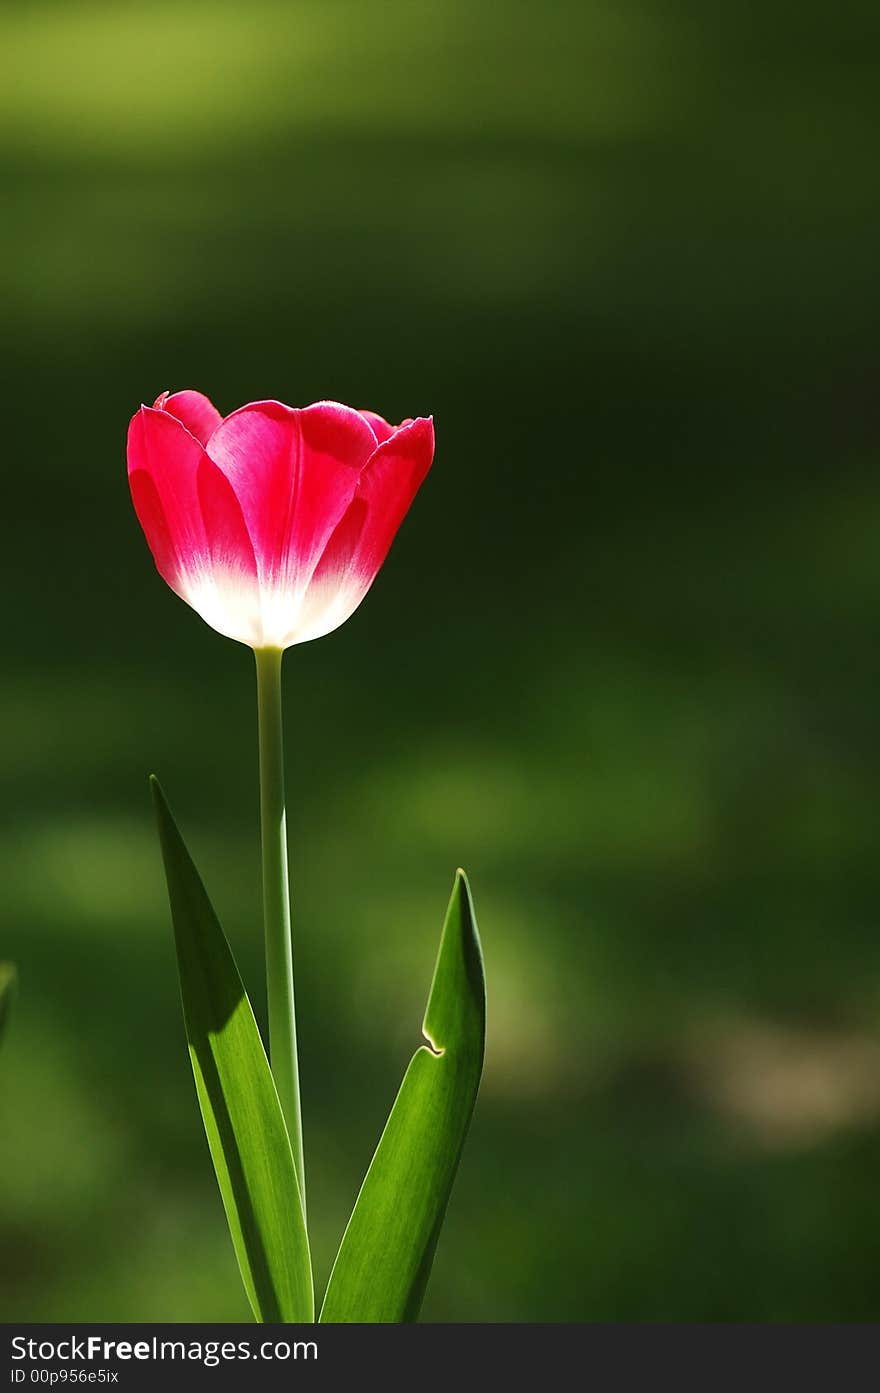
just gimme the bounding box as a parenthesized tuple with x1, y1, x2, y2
(254, 645, 306, 1221)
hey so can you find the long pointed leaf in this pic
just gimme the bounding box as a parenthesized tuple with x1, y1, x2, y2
(151, 777, 313, 1322)
(0, 963, 16, 1044)
(320, 869, 485, 1322)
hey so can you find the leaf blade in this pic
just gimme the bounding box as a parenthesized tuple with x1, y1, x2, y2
(320, 869, 485, 1323)
(151, 777, 313, 1323)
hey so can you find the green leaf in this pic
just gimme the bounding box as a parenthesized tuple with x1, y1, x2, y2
(0, 963, 16, 1044)
(320, 869, 486, 1323)
(150, 777, 313, 1323)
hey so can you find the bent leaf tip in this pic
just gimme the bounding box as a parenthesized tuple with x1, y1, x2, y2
(422, 869, 485, 1057)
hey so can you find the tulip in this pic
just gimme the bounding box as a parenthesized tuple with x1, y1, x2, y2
(128, 391, 434, 651)
(127, 390, 434, 1213)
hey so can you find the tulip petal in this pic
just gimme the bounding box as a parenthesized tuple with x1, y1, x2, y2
(129, 467, 182, 593)
(358, 410, 406, 445)
(190, 458, 263, 645)
(293, 416, 434, 645)
(128, 406, 266, 646)
(128, 406, 208, 598)
(206, 402, 376, 625)
(159, 390, 224, 447)
(195, 458, 257, 575)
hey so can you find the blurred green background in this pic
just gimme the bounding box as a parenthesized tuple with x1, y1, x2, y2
(2, 0, 880, 1322)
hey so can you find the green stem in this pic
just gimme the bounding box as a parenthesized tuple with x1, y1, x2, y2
(254, 646, 306, 1219)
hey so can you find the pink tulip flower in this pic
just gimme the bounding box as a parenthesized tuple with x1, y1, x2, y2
(128, 391, 434, 648)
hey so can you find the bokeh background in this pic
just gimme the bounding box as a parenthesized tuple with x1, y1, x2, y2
(2, 0, 880, 1322)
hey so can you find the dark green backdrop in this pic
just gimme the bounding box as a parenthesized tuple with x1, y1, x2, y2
(2, 0, 880, 1320)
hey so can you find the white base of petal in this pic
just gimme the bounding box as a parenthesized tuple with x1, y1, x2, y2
(179, 566, 368, 650)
